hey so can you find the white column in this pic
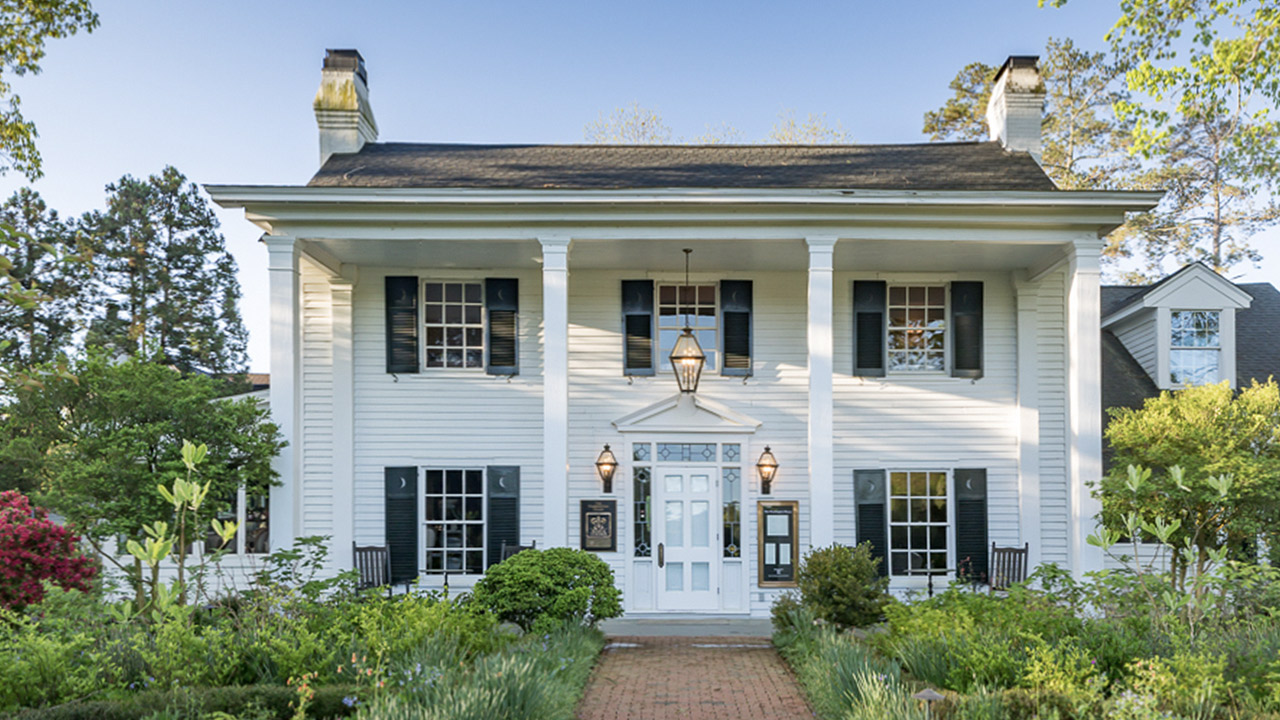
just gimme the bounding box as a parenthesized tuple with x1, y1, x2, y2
(265, 235, 301, 549)
(1067, 240, 1105, 576)
(1014, 274, 1042, 569)
(330, 277, 355, 569)
(807, 236, 837, 548)
(540, 237, 571, 547)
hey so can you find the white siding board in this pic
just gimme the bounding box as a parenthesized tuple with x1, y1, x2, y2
(1112, 310, 1158, 382)
(1037, 268, 1070, 566)
(300, 259, 336, 539)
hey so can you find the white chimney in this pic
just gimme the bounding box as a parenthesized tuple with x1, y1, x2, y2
(314, 49, 378, 166)
(985, 55, 1044, 164)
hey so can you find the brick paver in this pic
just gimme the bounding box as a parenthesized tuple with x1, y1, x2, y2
(576, 636, 813, 720)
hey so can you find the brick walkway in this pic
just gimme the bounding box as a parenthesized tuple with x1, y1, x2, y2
(576, 636, 813, 720)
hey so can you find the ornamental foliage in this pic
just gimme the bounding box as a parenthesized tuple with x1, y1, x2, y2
(0, 490, 95, 610)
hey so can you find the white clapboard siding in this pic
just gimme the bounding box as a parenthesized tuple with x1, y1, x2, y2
(1037, 268, 1070, 566)
(832, 272, 1021, 557)
(300, 258, 336, 541)
(351, 268, 544, 554)
(1112, 309, 1158, 382)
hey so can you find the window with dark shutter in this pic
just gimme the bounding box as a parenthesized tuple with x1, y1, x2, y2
(486, 278, 519, 375)
(954, 468, 988, 582)
(621, 280, 655, 376)
(951, 281, 983, 378)
(854, 469, 888, 577)
(385, 277, 419, 374)
(486, 466, 520, 569)
(721, 280, 752, 376)
(853, 281, 886, 376)
(384, 467, 419, 583)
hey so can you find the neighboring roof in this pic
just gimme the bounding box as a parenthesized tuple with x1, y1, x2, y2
(1100, 285, 1148, 318)
(1236, 283, 1280, 387)
(307, 141, 1058, 191)
(246, 373, 270, 391)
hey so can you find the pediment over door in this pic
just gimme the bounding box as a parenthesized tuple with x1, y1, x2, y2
(612, 393, 762, 434)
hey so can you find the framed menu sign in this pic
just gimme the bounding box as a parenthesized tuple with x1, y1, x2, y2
(580, 500, 617, 552)
(758, 501, 798, 587)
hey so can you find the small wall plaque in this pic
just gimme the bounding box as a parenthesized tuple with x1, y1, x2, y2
(580, 499, 617, 552)
(758, 501, 798, 587)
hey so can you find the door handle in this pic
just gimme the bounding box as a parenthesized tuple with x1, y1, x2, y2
(658, 543, 665, 568)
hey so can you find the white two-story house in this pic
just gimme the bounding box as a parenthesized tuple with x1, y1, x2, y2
(208, 50, 1160, 615)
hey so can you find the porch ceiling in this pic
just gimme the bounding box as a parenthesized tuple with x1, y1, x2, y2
(302, 236, 1065, 273)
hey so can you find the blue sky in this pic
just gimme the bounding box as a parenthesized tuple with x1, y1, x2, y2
(2, 0, 1275, 371)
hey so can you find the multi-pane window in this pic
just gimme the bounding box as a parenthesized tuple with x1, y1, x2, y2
(423, 282, 484, 369)
(1170, 310, 1220, 385)
(658, 284, 717, 371)
(424, 469, 485, 574)
(888, 471, 949, 577)
(887, 286, 946, 372)
(203, 491, 270, 555)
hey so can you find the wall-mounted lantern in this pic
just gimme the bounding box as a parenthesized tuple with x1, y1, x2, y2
(756, 446, 779, 495)
(595, 444, 618, 493)
(670, 248, 705, 393)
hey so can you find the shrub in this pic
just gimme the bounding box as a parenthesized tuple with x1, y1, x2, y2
(793, 543, 890, 628)
(0, 491, 97, 610)
(9, 685, 360, 720)
(470, 548, 621, 632)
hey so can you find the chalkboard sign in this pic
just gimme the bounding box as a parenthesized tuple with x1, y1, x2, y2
(580, 500, 617, 552)
(758, 501, 798, 587)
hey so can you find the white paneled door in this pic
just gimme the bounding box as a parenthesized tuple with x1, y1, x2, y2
(655, 467, 719, 610)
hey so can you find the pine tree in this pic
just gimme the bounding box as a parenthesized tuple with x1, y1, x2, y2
(86, 166, 248, 375)
(0, 188, 93, 365)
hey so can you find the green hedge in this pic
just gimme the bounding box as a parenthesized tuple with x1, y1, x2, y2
(9, 685, 360, 720)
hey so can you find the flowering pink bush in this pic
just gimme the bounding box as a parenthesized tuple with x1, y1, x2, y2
(0, 490, 96, 609)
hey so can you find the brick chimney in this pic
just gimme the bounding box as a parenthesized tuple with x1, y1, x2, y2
(314, 49, 378, 166)
(985, 56, 1044, 164)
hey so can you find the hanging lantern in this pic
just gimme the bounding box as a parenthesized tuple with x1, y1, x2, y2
(756, 446, 779, 494)
(595, 444, 618, 493)
(670, 248, 705, 393)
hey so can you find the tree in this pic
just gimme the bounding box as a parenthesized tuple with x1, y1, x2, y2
(585, 104, 851, 144)
(84, 166, 249, 375)
(0, 0, 99, 179)
(1101, 380, 1280, 576)
(0, 350, 283, 603)
(1043, 0, 1280, 277)
(0, 490, 96, 610)
(0, 188, 93, 366)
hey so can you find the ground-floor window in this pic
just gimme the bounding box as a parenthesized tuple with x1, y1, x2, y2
(203, 490, 270, 555)
(424, 468, 485, 574)
(888, 470, 950, 577)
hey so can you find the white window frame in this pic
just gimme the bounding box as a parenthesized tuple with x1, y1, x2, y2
(1169, 309, 1221, 386)
(421, 279, 487, 371)
(886, 284, 949, 375)
(657, 282, 719, 372)
(886, 468, 954, 580)
(420, 467, 488, 577)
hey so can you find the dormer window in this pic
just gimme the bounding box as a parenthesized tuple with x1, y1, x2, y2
(1170, 310, 1220, 385)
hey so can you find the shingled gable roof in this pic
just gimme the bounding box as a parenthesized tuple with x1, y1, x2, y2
(307, 141, 1058, 191)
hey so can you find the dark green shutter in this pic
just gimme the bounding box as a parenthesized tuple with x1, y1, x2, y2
(385, 467, 418, 583)
(621, 280, 655, 376)
(721, 280, 753, 376)
(955, 468, 988, 582)
(951, 281, 983, 379)
(385, 277, 419, 374)
(486, 278, 519, 375)
(853, 281, 886, 377)
(854, 469, 888, 577)
(486, 466, 520, 569)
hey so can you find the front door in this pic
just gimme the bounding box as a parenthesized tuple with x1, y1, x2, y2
(654, 467, 719, 610)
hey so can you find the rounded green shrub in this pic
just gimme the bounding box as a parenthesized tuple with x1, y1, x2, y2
(470, 548, 622, 632)
(794, 543, 890, 628)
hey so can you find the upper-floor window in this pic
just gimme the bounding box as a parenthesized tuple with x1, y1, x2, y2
(1170, 310, 1220, 385)
(887, 285, 946, 372)
(658, 284, 718, 371)
(424, 281, 484, 369)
